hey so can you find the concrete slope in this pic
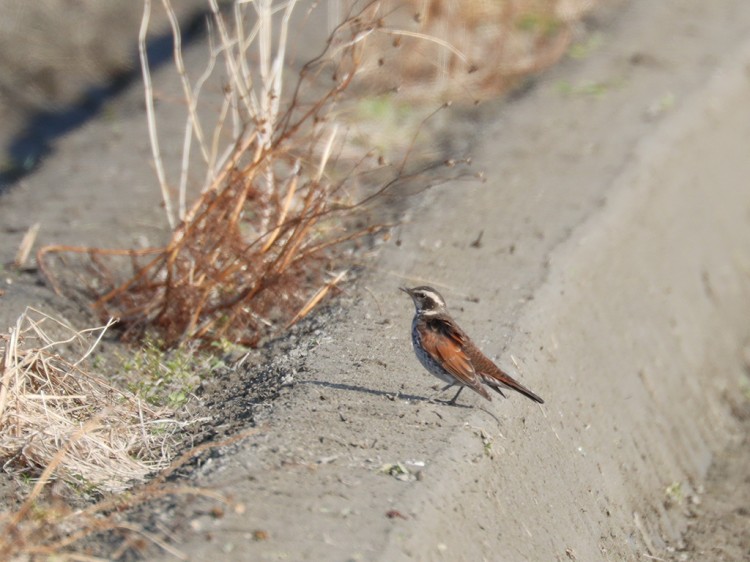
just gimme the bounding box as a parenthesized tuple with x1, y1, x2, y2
(377, 18, 750, 562)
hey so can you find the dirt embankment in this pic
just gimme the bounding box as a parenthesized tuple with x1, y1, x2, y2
(2, 1, 750, 560)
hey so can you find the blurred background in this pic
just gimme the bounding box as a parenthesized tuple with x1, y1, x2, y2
(0, 0, 208, 187)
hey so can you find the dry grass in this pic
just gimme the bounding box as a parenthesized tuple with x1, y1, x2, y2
(0, 307, 261, 560)
(0, 420, 253, 560)
(0, 307, 195, 558)
(357, 0, 599, 102)
(0, 308, 180, 494)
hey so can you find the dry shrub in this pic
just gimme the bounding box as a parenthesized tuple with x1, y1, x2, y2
(0, 308, 179, 493)
(37, 1, 432, 348)
(358, 0, 599, 101)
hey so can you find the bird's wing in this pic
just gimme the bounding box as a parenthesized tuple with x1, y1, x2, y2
(422, 317, 490, 400)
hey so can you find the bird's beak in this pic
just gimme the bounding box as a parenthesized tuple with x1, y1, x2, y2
(399, 286, 412, 295)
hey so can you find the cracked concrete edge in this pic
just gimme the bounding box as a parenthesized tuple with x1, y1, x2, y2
(376, 37, 750, 562)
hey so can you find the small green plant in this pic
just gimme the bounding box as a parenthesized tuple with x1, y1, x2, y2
(210, 337, 242, 355)
(556, 79, 620, 97)
(664, 481, 683, 508)
(516, 12, 563, 37)
(475, 428, 494, 458)
(18, 472, 34, 488)
(379, 462, 414, 481)
(737, 371, 750, 401)
(121, 336, 207, 409)
(568, 32, 604, 60)
(67, 473, 100, 498)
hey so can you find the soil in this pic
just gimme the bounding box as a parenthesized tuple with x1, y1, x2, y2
(2, 1, 750, 561)
(672, 406, 750, 562)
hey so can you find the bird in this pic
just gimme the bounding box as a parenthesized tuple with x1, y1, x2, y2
(401, 286, 544, 406)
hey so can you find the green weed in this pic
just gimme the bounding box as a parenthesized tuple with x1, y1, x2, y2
(120, 336, 209, 409)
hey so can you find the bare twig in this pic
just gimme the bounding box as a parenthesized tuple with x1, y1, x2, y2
(140, 0, 175, 228)
(14, 223, 40, 269)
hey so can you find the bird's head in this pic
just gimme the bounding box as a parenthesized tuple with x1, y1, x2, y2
(400, 286, 447, 316)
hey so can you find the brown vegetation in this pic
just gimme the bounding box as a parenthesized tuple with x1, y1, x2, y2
(357, 0, 596, 101)
(38, 1, 400, 348)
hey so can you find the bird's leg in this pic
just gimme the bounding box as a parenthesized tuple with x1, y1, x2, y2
(428, 383, 456, 403)
(448, 386, 464, 405)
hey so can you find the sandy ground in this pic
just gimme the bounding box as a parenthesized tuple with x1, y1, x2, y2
(2, 1, 750, 560)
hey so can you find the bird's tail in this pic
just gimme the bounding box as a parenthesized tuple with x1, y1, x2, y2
(483, 374, 544, 404)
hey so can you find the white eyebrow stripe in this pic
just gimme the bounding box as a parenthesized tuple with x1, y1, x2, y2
(422, 291, 445, 307)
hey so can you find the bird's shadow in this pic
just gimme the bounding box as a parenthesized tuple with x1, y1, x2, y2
(298, 380, 473, 409)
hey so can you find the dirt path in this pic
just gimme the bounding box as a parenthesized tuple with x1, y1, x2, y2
(2, 1, 750, 560)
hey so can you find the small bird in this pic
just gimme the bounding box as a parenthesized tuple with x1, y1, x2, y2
(401, 286, 544, 406)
